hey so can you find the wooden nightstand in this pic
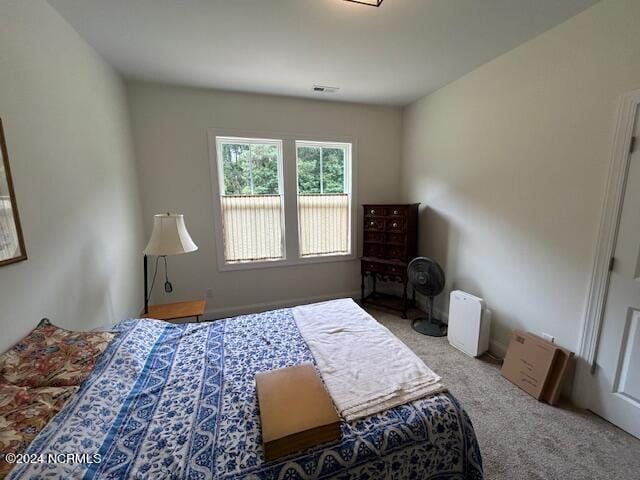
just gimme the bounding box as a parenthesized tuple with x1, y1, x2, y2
(144, 300, 206, 323)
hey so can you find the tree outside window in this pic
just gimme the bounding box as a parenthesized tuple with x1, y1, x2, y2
(222, 142, 279, 195)
(297, 145, 345, 194)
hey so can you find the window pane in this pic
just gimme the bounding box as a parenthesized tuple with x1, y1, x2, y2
(220, 195, 283, 262)
(296, 142, 351, 257)
(250, 144, 279, 194)
(217, 138, 284, 263)
(297, 146, 321, 194)
(321, 148, 345, 193)
(222, 143, 251, 195)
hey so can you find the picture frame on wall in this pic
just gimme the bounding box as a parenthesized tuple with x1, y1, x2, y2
(0, 118, 27, 266)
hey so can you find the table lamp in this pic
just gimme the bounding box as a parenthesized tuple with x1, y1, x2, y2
(143, 213, 198, 314)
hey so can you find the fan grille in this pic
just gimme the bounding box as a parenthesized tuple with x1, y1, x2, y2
(408, 257, 445, 296)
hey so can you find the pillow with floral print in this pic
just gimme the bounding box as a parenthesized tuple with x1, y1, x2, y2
(0, 319, 114, 388)
(0, 383, 77, 479)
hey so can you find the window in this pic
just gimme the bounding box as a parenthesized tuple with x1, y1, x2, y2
(297, 142, 351, 256)
(215, 137, 284, 263)
(210, 132, 354, 269)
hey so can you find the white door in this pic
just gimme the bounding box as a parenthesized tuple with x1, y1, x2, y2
(586, 108, 640, 438)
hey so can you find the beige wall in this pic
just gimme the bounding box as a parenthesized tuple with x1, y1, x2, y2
(402, 0, 640, 354)
(127, 82, 402, 316)
(0, 1, 144, 351)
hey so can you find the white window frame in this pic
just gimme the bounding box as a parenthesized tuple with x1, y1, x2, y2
(208, 128, 357, 272)
(295, 140, 353, 258)
(216, 136, 284, 196)
(214, 135, 286, 265)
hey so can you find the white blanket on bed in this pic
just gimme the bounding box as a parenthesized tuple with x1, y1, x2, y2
(292, 298, 445, 422)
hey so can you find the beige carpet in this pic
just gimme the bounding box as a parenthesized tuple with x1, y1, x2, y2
(369, 307, 640, 480)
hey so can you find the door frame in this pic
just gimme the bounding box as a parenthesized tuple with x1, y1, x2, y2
(574, 89, 640, 404)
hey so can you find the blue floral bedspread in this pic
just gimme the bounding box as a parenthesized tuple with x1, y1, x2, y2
(8, 308, 483, 479)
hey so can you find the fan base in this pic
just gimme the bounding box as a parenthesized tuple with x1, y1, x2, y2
(412, 317, 447, 337)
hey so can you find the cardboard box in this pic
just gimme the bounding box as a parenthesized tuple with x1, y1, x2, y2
(533, 335, 574, 406)
(501, 330, 574, 404)
(256, 362, 340, 461)
(501, 330, 559, 399)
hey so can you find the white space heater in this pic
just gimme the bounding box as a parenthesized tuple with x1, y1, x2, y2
(447, 290, 491, 357)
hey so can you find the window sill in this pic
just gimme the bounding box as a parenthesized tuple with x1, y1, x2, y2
(218, 253, 357, 272)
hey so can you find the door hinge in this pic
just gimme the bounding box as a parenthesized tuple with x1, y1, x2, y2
(608, 257, 615, 272)
(630, 136, 637, 154)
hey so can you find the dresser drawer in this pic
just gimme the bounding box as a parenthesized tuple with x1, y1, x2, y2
(388, 206, 407, 217)
(364, 231, 384, 243)
(364, 206, 386, 217)
(365, 218, 385, 231)
(361, 260, 383, 274)
(386, 218, 405, 233)
(386, 232, 406, 245)
(383, 263, 406, 278)
(385, 245, 406, 260)
(363, 243, 384, 258)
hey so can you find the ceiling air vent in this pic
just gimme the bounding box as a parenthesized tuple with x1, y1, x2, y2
(313, 85, 340, 93)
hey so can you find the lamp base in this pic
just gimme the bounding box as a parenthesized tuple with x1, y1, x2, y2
(144, 254, 149, 314)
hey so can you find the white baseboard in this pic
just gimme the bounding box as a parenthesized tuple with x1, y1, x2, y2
(489, 339, 507, 359)
(204, 290, 361, 320)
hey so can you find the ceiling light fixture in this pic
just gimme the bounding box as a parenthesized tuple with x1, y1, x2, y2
(344, 0, 383, 7)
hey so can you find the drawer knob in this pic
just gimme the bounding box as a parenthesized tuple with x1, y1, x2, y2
(371, 209, 375, 214)
(370, 221, 375, 226)
(392, 222, 398, 228)
(393, 210, 398, 215)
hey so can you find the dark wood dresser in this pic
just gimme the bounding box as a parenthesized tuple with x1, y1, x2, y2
(361, 203, 419, 318)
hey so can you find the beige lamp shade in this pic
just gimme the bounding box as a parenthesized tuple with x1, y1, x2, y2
(143, 213, 198, 256)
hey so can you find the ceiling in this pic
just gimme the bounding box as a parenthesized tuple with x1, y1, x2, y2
(49, 0, 599, 106)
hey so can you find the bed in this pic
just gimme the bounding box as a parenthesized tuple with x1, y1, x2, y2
(6, 302, 483, 479)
